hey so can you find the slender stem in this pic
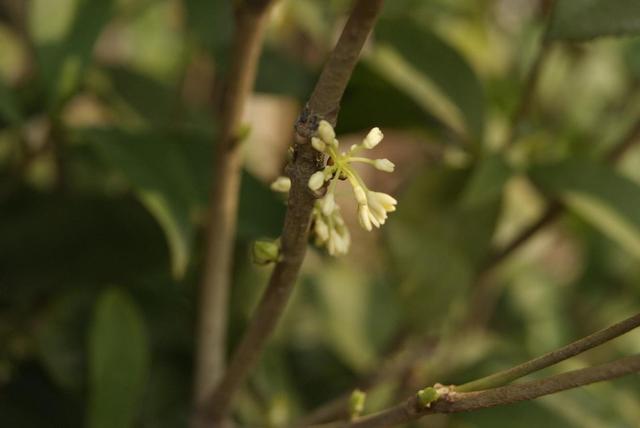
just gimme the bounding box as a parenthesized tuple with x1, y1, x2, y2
(456, 312, 640, 392)
(199, 0, 386, 423)
(297, 115, 640, 426)
(343, 355, 640, 428)
(193, 0, 275, 422)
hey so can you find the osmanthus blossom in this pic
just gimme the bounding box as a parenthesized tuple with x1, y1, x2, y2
(270, 120, 397, 256)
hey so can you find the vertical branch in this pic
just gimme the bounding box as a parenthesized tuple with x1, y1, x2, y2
(194, 0, 275, 415)
(198, 0, 386, 424)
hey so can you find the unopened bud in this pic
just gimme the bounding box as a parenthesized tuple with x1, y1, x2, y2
(317, 120, 336, 144)
(252, 239, 280, 265)
(311, 137, 326, 152)
(349, 389, 366, 419)
(270, 176, 291, 193)
(373, 158, 395, 172)
(362, 127, 383, 149)
(417, 387, 439, 408)
(308, 171, 325, 191)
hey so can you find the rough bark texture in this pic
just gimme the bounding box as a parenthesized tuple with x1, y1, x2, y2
(197, 0, 386, 424)
(343, 355, 640, 428)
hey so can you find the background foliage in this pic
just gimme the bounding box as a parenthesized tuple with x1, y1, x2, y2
(1, 0, 640, 427)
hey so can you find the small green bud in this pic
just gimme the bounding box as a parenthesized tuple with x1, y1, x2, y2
(252, 239, 280, 265)
(417, 387, 439, 408)
(235, 123, 252, 143)
(349, 389, 366, 419)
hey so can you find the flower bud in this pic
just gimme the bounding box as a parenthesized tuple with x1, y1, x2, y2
(311, 137, 326, 152)
(270, 176, 291, 192)
(373, 158, 395, 172)
(353, 185, 367, 205)
(317, 120, 335, 144)
(252, 239, 280, 265)
(314, 218, 329, 241)
(308, 171, 325, 191)
(321, 193, 336, 216)
(349, 389, 366, 419)
(358, 205, 372, 231)
(417, 387, 439, 408)
(362, 127, 383, 149)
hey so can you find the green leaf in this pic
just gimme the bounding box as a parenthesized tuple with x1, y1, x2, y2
(82, 128, 286, 277)
(85, 129, 202, 278)
(255, 48, 314, 100)
(530, 159, 640, 259)
(338, 63, 442, 134)
(105, 68, 179, 125)
(548, 0, 640, 41)
(375, 17, 485, 140)
(88, 288, 149, 428)
(388, 165, 502, 330)
(461, 155, 512, 207)
(35, 291, 94, 391)
(184, 0, 233, 54)
(0, 78, 21, 125)
(33, 0, 116, 107)
(313, 265, 400, 372)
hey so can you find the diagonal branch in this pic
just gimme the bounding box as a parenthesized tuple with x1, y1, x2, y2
(342, 354, 640, 428)
(456, 311, 640, 392)
(198, 0, 387, 424)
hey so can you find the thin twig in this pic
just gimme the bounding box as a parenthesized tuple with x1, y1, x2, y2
(297, 111, 640, 428)
(199, 0, 386, 424)
(342, 354, 640, 428)
(194, 0, 276, 420)
(456, 312, 640, 392)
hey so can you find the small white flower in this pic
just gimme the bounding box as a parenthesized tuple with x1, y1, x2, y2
(373, 158, 395, 172)
(308, 171, 326, 191)
(362, 127, 384, 149)
(353, 185, 367, 205)
(306, 121, 396, 255)
(314, 217, 329, 241)
(311, 137, 326, 153)
(358, 205, 372, 231)
(318, 120, 336, 144)
(321, 193, 336, 216)
(270, 176, 291, 193)
(370, 191, 397, 212)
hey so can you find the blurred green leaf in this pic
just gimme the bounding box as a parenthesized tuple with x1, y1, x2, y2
(88, 288, 149, 428)
(530, 159, 640, 260)
(82, 128, 286, 277)
(338, 63, 442, 134)
(35, 291, 94, 391)
(85, 129, 203, 278)
(461, 155, 512, 207)
(548, 0, 640, 41)
(375, 17, 485, 140)
(255, 48, 315, 100)
(0, 78, 21, 124)
(184, 0, 232, 54)
(105, 67, 179, 125)
(34, 0, 115, 107)
(0, 192, 168, 301)
(313, 266, 400, 372)
(388, 165, 501, 330)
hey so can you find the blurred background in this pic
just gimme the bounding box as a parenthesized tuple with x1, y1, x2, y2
(1, 0, 640, 427)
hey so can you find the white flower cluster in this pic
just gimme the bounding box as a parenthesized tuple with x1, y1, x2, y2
(270, 120, 397, 256)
